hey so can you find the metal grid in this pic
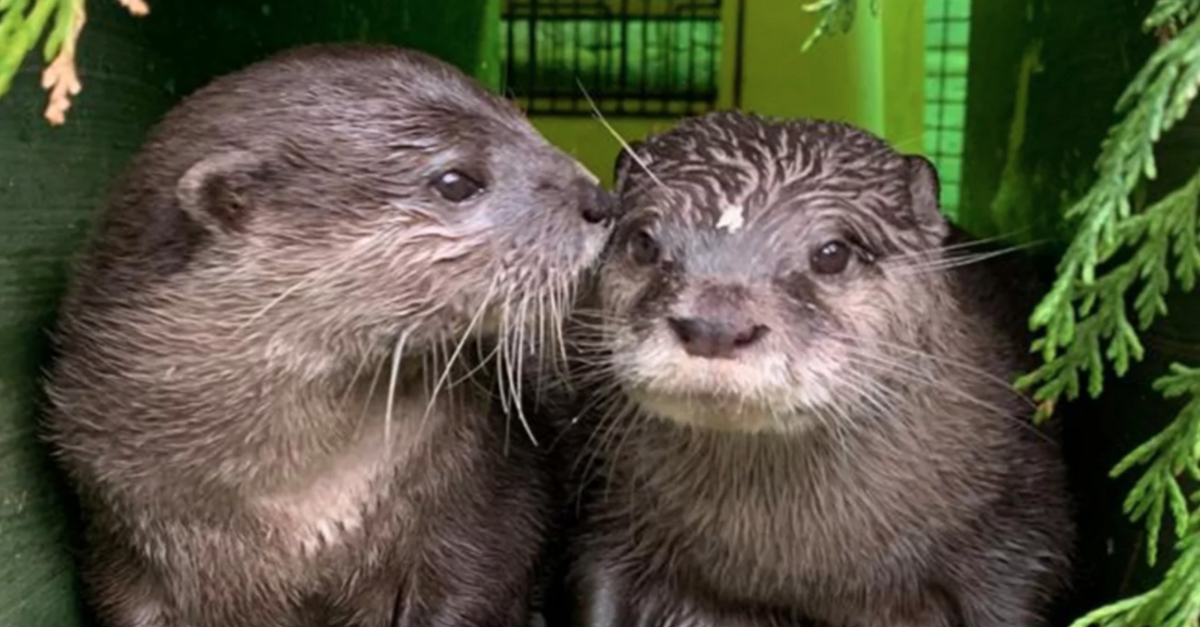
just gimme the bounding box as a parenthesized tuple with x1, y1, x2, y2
(922, 0, 971, 222)
(500, 0, 724, 117)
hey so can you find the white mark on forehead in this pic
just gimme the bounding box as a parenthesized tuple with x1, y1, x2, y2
(716, 203, 745, 233)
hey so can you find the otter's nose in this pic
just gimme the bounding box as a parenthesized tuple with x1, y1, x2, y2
(577, 180, 615, 224)
(667, 317, 770, 359)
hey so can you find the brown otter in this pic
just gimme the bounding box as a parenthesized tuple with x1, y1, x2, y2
(545, 111, 1074, 627)
(42, 44, 613, 627)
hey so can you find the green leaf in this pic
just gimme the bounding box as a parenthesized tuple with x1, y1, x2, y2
(41, 0, 71, 62)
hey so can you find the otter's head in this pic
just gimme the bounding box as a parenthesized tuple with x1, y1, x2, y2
(89, 45, 613, 364)
(596, 111, 953, 433)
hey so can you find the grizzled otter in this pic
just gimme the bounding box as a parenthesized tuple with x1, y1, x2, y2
(42, 44, 613, 627)
(548, 111, 1073, 627)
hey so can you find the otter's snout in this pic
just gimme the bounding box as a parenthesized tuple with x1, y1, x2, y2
(575, 179, 616, 224)
(667, 316, 770, 359)
(666, 283, 770, 359)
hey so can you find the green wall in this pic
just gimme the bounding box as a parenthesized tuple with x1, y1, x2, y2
(0, 2, 497, 625)
(882, 0, 926, 155)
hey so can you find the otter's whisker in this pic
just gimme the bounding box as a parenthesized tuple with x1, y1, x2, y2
(495, 296, 513, 415)
(887, 233, 1044, 261)
(588, 398, 639, 505)
(235, 277, 313, 334)
(340, 341, 375, 409)
(510, 290, 539, 447)
(552, 278, 572, 377)
(600, 400, 647, 504)
(887, 247, 1031, 277)
(447, 340, 503, 389)
(423, 276, 498, 423)
(834, 346, 1050, 442)
(232, 231, 399, 337)
(358, 351, 389, 424)
(532, 285, 549, 412)
(575, 78, 665, 190)
(384, 331, 410, 457)
(829, 333, 1034, 407)
(574, 391, 631, 482)
(545, 375, 620, 452)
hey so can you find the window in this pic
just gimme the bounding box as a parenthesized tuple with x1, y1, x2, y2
(501, 0, 725, 116)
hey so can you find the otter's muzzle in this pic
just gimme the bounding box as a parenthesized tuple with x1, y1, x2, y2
(575, 179, 616, 224)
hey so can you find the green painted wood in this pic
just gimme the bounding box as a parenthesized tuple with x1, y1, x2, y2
(0, 5, 173, 624)
(0, 2, 498, 625)
(959, 0, 1154, 246)
(478, 0, 504, 92)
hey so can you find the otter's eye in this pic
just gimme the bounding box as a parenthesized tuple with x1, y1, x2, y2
(433, 170, 484, 203)
(628, 229, 661, 266)
(811, 240, 852, 275)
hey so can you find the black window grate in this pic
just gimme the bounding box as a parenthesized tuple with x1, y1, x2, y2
(501, 0, 724, 117)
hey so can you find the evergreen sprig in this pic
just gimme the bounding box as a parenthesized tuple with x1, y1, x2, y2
(0, 0, 70, 95)
(1015, 168, 1200, 410)
(1070, 365, 1200, 627)
(0, 0, 148, 125)
(1017, 7, 1200, 415)
(1112, 365, 1200, 567)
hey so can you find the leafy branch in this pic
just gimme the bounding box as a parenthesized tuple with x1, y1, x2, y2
(0, 0, 149, 125)
(1008, 0, 1200, 625)
(1015, 168, 1200, 410)
(1069, 365, 1200, 627)
(1017, 2, 1200, 415)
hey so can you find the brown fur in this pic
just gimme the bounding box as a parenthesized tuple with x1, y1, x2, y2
(544, 111, 1073, 627)
(42, 44, 613, 627)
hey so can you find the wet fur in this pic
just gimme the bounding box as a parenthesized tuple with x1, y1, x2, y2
(544, 111, 1074, 627)
(42, 44, 611, 627)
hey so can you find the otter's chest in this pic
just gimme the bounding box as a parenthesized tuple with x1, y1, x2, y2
(251, 406, 481, 562)
(633, 443, 946, 605)
(253, 441, 405, 559)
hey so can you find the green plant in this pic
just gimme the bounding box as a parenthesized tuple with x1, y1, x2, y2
(1017, 0, 1200, 622)
(805, 0, 1200, 625)
(0, 0, 148, 125)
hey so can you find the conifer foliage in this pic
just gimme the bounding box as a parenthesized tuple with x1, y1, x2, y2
(804, 0, 1200, 624)
(0, 0, 148, 125)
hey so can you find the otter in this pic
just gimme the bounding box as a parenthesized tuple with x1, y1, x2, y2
(42, 44, 613, 627)
(545, 111, 1073, 627)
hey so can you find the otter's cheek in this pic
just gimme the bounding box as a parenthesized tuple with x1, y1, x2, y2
(596, 277, 641, 319)
(578, 224, 610, 269)
(785, 343, 846, 411)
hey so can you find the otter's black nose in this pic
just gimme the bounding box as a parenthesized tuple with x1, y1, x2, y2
(578, 182, 615, 224)
(667, 317, 770, 359)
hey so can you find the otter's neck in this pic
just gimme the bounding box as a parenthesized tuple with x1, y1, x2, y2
(71, 297, 487, 509)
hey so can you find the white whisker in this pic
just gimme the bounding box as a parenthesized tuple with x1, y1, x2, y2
(384, 331, 410, 457)
(575, 78, 666, 189)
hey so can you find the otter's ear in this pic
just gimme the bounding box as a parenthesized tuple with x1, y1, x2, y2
(176, 150, 268, 234)
(613, 139, 646, 190)
(905, 155, 949, 242)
